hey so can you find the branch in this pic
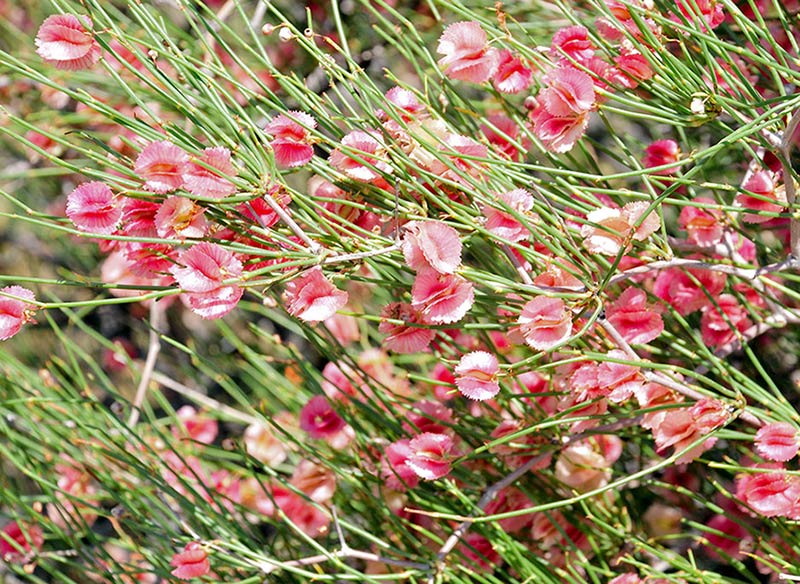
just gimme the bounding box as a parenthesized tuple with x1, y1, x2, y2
(127, 301, 166, 427)
(780, 105, 800, 259)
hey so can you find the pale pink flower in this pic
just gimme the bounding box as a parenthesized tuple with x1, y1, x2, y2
(605, 287, 663, 345)
(173, 406, 218, 445)
(643, 139, 681, 175)
(570, 351, 644, 404)
(401, 220, 462, 274)
(300, 395, 347, 440)
(492, 49, 532, 94)
(550, 25, 595, 64)
(379, 302, 435, 354)
(170, 542, 210, 580)
(265, 111, 316, 168)
(582, 201, 660, 255)
(736, 169, 786, 223)
(700, 294, 751, 348)
(35, 14, 101, 70)
(755, 422, 799, 462)
(323, 313, 360, 346)
(66, 181, 122, 234)
(517, 296, 572, 351)
(184, 285, 245, 320)
(243, 423, 288, 467)
(407, 432, 455, 480)
(454, 351, 501, 401)
(182, 147, 237, 198)
(329, 130, 392, 183)
(645, 398, 727, 464)
(482, 188, 534, 242)
(0, 286, 36, 341)
(410, 268, 474, 324)
(291, 460, 336, 504)
(154, 196, 208, 239)
(284, 267, 348, 322)
(678, 198, 725, 247)
(134, 140, 189, 193)
(382, 87, 428, 120)
(555, 437, 620, 492)
(381, 440, 420, 491)
(436, 21, 499, 84)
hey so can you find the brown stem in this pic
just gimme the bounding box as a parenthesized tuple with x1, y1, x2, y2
(128, 302, 166, 427)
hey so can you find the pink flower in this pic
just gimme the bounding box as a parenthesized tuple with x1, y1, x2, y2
(170, 542, 210, 580)
(381, 440, 420, 491)
(243, 423, 287, 467)
(482, 188, 535, 242)
(517, 296, 572, 351)
(454, 351, 501, 401)
(171, 242, 242, 293)
(154, 196, 208, 239)
(401, 220, 462, 274)
(492, 49, 532, 94)
(134, 140, 189, 193)
(174, 406, 218, 445)
(35, 14, 101, 70)
(407, 432, 455, 480)
(736, 169, 786, 223)
(550, 25, 595, 64)
(171, 243, 244, 319)
(402, 400, 454, 435)
(182, 147, 237, 199)
(410, 268, 474, 324)
(653, 266, 726, 315)
(66, 181, 122, 234)
(540, 66, 596, 117)
(605, 287, 663, 345)
(643, 139, 680, 175)
(436, 21, 499, 84)
(736, 469, 800, 518)
(528, 102, 590, 153)
(284, 267, 348, 322)
(300, 395, 346, 440)
(613, 46, 653, 88)
(382, 87, 428, 120)
(378, 302, 435, 354)
(265, 111, 316, 168)
(678, 198, 724, 247)
(329, 130, 392, 183)
(481, 113, 530, 160)
(0, 286, 36, 341)
(755, 422, 799, 462)
(430, 133, 490, 184)
(700, 294, 751, 348)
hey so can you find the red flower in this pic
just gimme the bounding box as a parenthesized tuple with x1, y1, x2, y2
(35, 14, 101, 70)
(0, 520, 44, 563)
(643, 139, 681, 175)
(170, 542, 210, 580)
(300, 395, 346, 440)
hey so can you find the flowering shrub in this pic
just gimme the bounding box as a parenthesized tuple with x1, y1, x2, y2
(3, 0, 800, 583)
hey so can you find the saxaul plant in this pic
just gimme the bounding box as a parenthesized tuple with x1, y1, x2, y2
(3, 0, 800, 582)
